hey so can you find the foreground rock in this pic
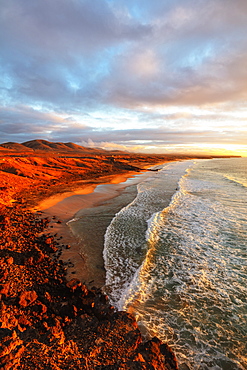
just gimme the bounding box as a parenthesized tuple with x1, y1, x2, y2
(0, 205, 178, 370)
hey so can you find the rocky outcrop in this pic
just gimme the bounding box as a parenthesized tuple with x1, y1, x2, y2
(0, 206, 178, 369)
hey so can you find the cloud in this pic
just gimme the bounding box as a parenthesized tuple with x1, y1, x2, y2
(1, 102, 246, 149)
(2, 0, 246, 112)
(0, 0, 247, 153)
(94, 0, 247, 109)
(0, 0, 152, 110)
(0, 105, 92, 142)
(101, 9, 247, 109)
(0, 0, 151, 55)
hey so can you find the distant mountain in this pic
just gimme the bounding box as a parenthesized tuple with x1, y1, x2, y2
(0, 142, 34, 151)
(22, 139, 105, 152)
(22, 139, 59, 151)
(0, 139, 109, 154)
(63, 142, 100, 152)
(64, 142, 85, 151)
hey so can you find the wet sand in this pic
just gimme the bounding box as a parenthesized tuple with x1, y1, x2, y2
(36, 168, 162, 287)
(34, 172, 141, 220)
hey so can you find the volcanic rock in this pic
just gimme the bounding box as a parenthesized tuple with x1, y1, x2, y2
(0, 204, 178, 370)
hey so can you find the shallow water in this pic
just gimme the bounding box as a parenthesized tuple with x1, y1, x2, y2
(103, 158, 247, 370)
(66, 169, 158, 287)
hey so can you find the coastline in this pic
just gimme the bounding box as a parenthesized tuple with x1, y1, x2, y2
(33, 170, 144, 221)
(0, 148, 182, 369)
(34, 166, 165, 288)
(0, 202, 178, 369)
(1, 144, 242, 368)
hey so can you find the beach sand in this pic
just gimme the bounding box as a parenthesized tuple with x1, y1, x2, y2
(36, 168, 161, 288)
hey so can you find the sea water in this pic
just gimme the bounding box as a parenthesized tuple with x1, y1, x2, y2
(103, 158, 247, 370)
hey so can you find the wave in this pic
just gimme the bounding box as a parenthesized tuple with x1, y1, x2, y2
(117, 160, 247, 369)
(66, 217, 80, 225)
(119, 163, 195, 313)
(103, 158, 247, 369)
(103, 160, 194, 309)
(223, 174, 247, 189)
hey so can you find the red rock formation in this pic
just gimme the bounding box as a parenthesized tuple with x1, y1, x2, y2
(0, 206, 179, 370)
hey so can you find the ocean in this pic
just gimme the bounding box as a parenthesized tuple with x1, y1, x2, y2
(103, 158, 247, 370)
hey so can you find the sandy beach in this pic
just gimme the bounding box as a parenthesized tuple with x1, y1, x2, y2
(0, 176, 179, 370)
(35, 168, 162, 287)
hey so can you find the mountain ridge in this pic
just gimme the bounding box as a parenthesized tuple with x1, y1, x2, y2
(0, 139, 109, 154)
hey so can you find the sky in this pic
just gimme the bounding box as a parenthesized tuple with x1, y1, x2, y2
(1, 0, 247, 156)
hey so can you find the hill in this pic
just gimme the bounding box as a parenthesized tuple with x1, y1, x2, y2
(21, 139, 107, 154)
(0, 142, 34, 151)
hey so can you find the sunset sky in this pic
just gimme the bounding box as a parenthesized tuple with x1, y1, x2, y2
(1, 0, 247, 155)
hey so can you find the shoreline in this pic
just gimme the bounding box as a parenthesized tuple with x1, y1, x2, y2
(33, 170, 144, 221)
(1, 145, 242, 369)
(34, 165, 166, 287)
